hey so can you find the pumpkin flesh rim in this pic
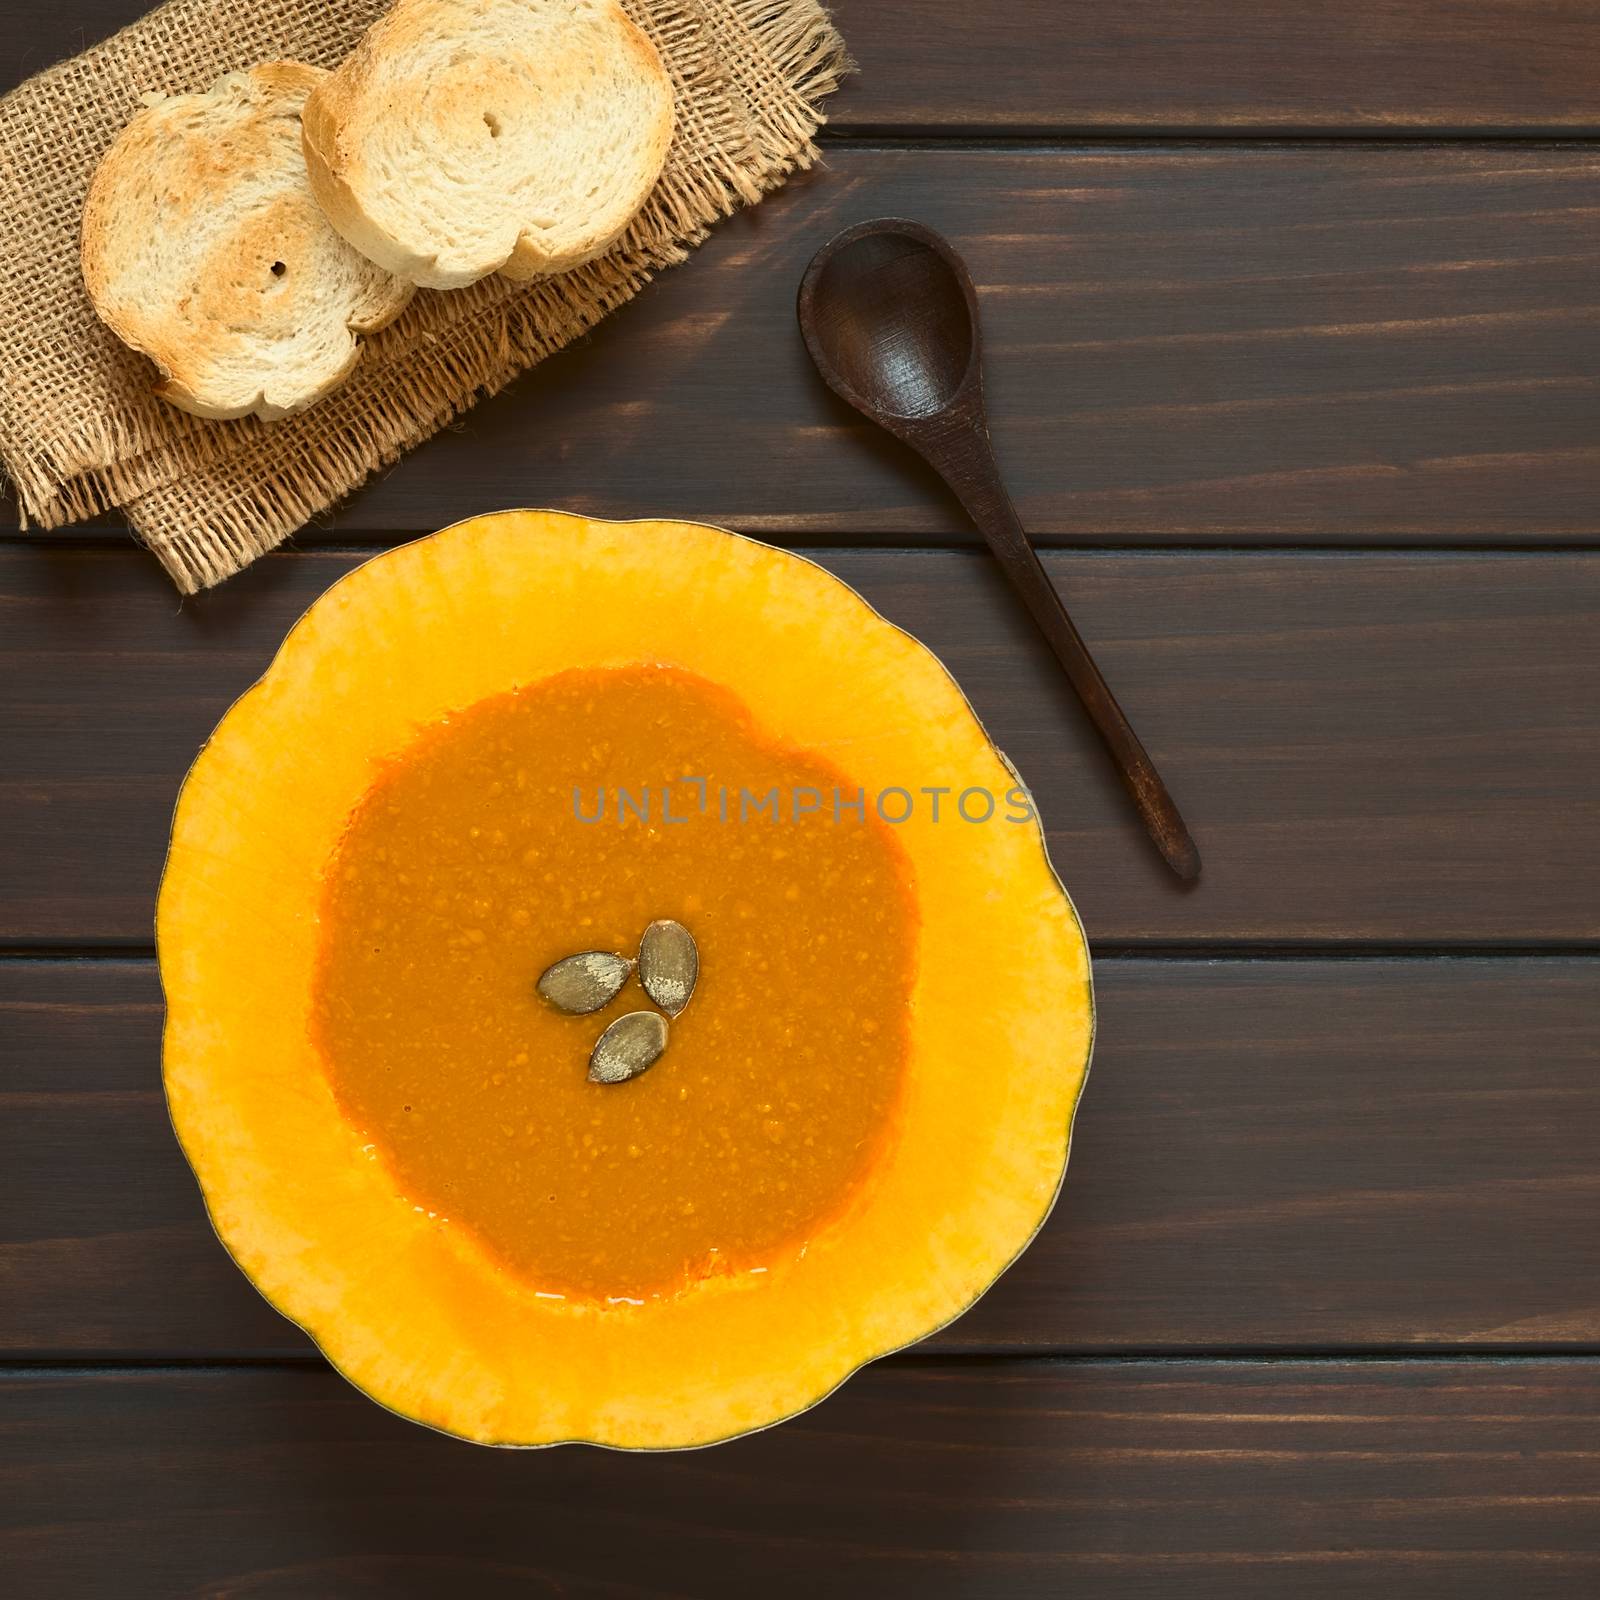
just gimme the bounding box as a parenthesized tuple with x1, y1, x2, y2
(157, 512, 1095, 1448)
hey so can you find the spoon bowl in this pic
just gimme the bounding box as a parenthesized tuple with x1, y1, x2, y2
(798, 217, 1201, 881)
(800, 224, 976, 420)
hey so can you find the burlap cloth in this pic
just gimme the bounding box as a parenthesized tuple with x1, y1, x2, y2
(0, 0, 845, 591)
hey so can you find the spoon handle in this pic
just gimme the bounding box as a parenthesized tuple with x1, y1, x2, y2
(916, 419, 1201, 881)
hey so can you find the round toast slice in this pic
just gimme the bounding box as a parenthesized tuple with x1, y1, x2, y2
(81, 63, 415, 422)
(302, 0, 676, 291)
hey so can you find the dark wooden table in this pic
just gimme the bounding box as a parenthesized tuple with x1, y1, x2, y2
(5, 3, 1600, 1595)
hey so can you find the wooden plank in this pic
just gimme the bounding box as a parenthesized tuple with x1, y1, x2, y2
(5, 957, 1596, 1356)
(3, 546, 1597, 945)
(831, 2, 1600, 133)
(3, 1361, 1596, 1596)
(7, 146, 1599, 544)
(6, 1, 1600, 134)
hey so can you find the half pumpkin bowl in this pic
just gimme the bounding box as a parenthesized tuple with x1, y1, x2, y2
(158, 511, 1093, 1448)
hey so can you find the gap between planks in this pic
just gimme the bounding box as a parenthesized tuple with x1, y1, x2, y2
(9, 533, 1600, 555)
(7, 1352, 1600, 1375)
(3, 944, 1599, 963)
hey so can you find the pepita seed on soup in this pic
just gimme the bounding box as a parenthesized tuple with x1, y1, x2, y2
(639, 918, 698, 1016)
(589, 1010, 670, 1085)
(537, 949, 633, 1015)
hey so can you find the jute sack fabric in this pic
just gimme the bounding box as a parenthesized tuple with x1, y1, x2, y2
(0, 0, 846, 590)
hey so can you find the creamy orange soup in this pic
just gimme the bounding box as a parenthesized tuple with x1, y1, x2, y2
(311, 666, 919, 1303)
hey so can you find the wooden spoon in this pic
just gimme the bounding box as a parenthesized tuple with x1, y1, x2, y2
(798, 218, 1201, 882)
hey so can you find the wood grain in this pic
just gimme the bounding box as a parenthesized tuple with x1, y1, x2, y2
(4, 1361, 1596, 1598)
(7, 0, 1600, 135)
(6, 957, 1596, 1356)
(8, 147, 1598, 545)
(4, 546, 1597, 945)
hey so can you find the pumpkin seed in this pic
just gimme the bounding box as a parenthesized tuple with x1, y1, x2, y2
(639, 919, 698, 1017)
(589, 1010, 669, 1085)
(537, 951, 633, 1015)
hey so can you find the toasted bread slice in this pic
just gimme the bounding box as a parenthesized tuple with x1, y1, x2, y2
(302, 0, 675, 290)
(81, 63, 414, 422)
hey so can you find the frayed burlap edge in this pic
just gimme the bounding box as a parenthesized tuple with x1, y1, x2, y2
(4, 0, 850, 592)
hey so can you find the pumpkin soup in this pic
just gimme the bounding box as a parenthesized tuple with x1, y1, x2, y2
(311, 665, 919, 1304)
